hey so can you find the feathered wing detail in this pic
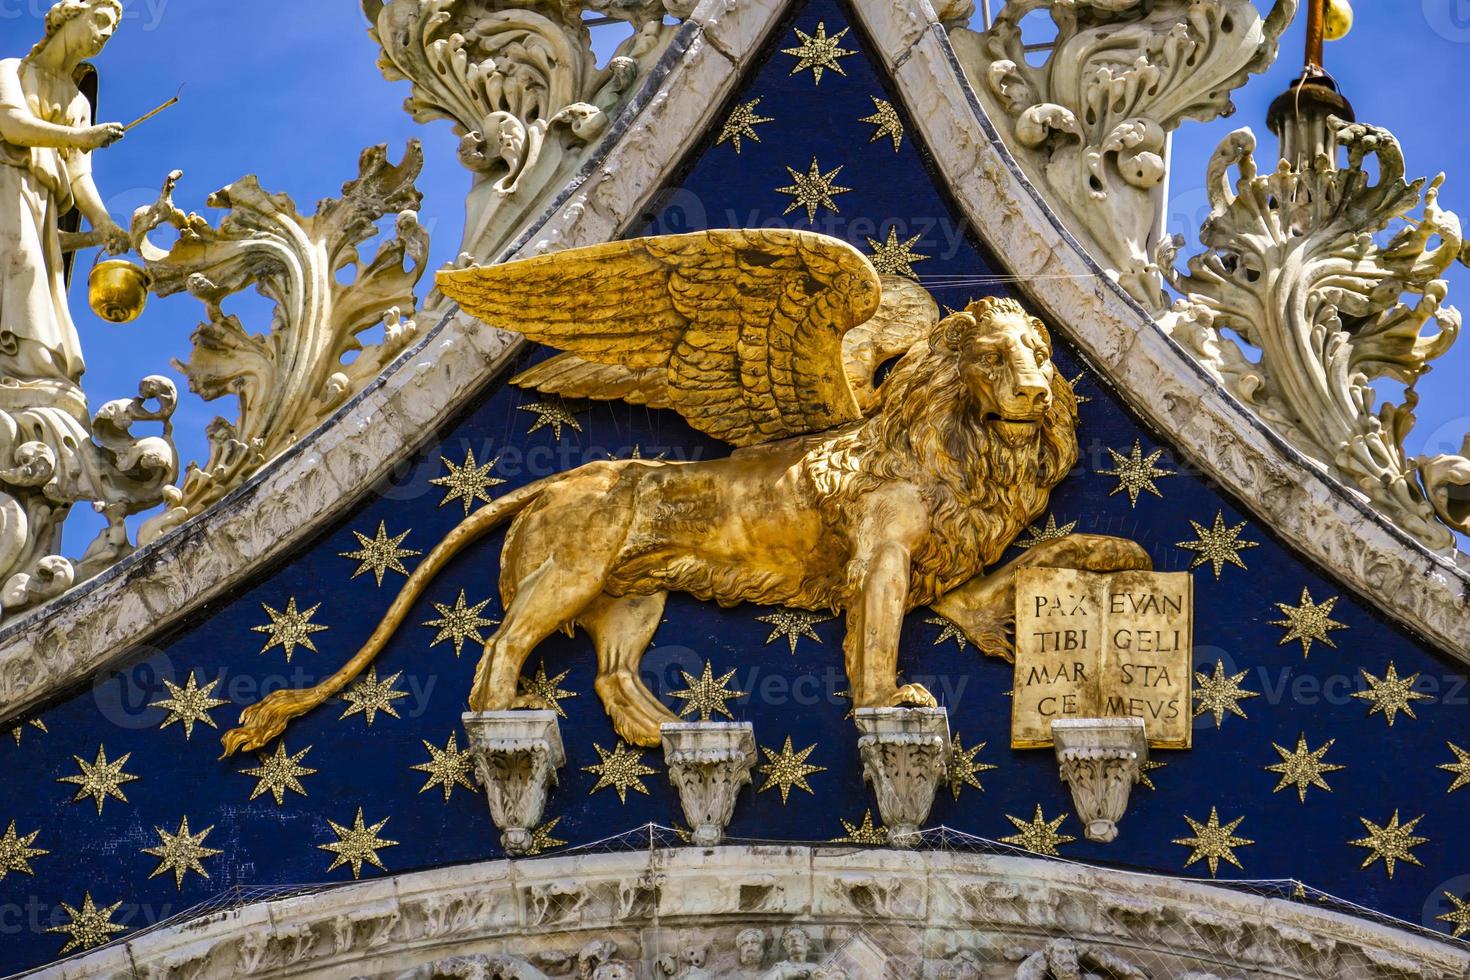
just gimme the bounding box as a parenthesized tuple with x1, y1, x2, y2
(842, 275, 939, 412)
(511, 355, 672, 410)
(438, 229, 885, 446)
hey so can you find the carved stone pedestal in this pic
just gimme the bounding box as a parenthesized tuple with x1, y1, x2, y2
(1053, 718, 1148, 844)
(462, 710, 564, 856)
(854, 707, 950, 848)
(660, 722, 757, 846)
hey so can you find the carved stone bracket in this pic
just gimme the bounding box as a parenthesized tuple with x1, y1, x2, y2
(1052, 717, 1147, 844)
(854, 707, 949, 848)
(660, 722, 756, 847)
(950, 0, 1296, 311)
(462, 710, 565, 856)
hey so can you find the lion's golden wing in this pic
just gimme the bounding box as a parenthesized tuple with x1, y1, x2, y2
(437, 229, 883, 447)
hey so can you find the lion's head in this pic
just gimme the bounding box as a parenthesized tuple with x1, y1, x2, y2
(945, 297, 1057, 448)
(808, 294, 1079, 601)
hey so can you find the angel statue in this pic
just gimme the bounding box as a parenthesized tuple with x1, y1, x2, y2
(1, 0, 130, 385)
(0, 0, 177, 616)
(223, 229, 1149, 753)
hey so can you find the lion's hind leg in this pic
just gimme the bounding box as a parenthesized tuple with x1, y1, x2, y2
(581, 592, 674, 747)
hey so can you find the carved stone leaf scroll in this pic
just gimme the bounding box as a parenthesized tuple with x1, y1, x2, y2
(952, 0, 1296, 311)
(1166, 122, 1466, 550)
(366, 0, 688, 269)
(131, 142, 430, 539)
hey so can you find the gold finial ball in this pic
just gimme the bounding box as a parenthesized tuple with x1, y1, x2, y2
(1324, 0, 1354, 41)
(88, 260, 152, 324)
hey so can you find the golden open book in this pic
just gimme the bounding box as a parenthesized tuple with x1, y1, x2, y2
(1011, 568, 1194, 750)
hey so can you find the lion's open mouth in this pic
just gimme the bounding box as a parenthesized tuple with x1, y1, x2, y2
(984, 411, 1042, 443)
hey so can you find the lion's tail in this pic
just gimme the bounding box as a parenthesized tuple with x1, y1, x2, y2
(220, 479, 549, 757)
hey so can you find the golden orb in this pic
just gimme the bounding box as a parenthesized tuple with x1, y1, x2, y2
(1324, 0, 1353, 41)
(88, 260, 152, 324)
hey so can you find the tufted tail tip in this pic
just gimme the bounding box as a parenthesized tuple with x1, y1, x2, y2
(219, 688, 320, 758)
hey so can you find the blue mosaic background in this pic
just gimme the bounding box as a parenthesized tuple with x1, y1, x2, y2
(3, 0, 1469, 971)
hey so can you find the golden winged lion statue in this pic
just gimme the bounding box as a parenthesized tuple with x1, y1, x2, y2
(222, 229, 1149, 753)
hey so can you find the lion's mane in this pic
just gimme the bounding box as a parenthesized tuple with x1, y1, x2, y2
(805, 297, 1079, 608)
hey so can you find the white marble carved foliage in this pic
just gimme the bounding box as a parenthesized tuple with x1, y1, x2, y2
(950, 0, 1297, 312)
(1164, 122, 1468, 550)
(364, 0, 692, 270)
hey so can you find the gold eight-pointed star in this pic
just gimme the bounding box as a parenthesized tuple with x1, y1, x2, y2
(757, 608, 833, 654)
(584, 741, 658, 803)
(1349, 810, 1428, 878)
(242, 741, 317, 805)
(1015, 514, 1079, 549)
(59, 745, 139, 814)
(1439, 741, 1470, 793)
(1176, 511, 1260, 579)
(717, 97, 773, 153)
(1270, 588, 1347, 657)
(776, 158, 852, 223)
(319, 807, 398, 879)
(251, 597, 329, 663)
(430, 447, 505, 514)
(1173, 808, 1253, 877)
(339, 666, 411, 725)
(46, 892, 126, 954)
(340, 521, 420, 586)
(423, 589, 499, 658)
(832, 810, 887, 844)
(411, 733, 478, 802)
(1352, 662, 1430, 726)
(671, 660, 746, 721)
(1192, 660, 1259, 727)
(865, 226, 929, 279)
(519, 660, 579, 717)
(0, 820, 47, 879)
(150, 671, 230, 739)
(1000, 805, 1075, 856)
(859, 96, 904, 151)
(757, 736, 826, 803)
(1265, 734, 1344, 802)
(142, 816, 223, 890)
(1098, 439, 1173, 506)
(948, 734, 997, 799)
(518, 400, 582, 439)
(924, 614, 968, 651)
(781, 22, 855, 84)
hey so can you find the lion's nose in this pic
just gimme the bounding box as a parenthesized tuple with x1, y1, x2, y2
(1016, 377, 1051, 412)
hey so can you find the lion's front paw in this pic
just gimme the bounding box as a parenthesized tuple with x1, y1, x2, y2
(511, 692, 553, 710)
(890, 683, 938, 709)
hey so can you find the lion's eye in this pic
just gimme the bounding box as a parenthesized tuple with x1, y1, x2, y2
(982, 352, 1002, 368)
(1034, 348, 1047, 366)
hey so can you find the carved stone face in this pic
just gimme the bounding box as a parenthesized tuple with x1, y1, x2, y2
(679, 943, 708, 968)
(780, 927, 811, 962)
(60, 4, 118, 59)
(735, 928, 765, 966)
(957, 301, 1054, 447)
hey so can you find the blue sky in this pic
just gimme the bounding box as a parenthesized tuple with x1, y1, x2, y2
(2, 0, 1465, 554)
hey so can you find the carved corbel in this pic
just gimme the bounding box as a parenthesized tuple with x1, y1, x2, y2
(462, 710, 565, 856)
(1052, 718, 1147, 844)
(951, 0, 1296, 311)
(854, 707, 949, 848)
(660, 722, 757, 847)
